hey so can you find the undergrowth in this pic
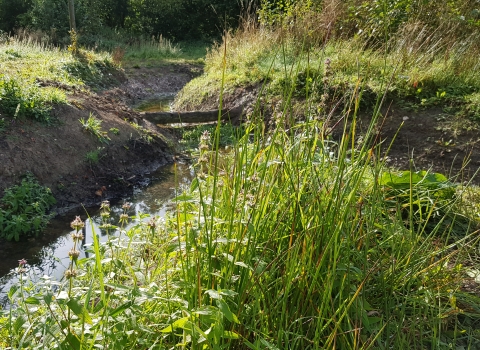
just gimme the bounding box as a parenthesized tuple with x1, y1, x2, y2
(0, 173, 56, 242)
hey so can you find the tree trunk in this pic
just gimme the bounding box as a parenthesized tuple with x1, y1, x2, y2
(68, 0, 76, 32)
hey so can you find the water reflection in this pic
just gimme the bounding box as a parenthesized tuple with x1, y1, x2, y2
(134, 95, 174, 113)
(0, 162, 194, 306)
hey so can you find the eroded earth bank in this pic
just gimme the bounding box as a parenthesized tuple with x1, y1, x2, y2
(0, 64, 202, 213)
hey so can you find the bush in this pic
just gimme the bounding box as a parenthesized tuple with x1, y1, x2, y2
(0, 76, 54, 123)
(0, 173, 56, 241)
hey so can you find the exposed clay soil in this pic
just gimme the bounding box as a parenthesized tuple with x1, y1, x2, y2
(0, 63, 202, 213)
(375, 105, 480, 182)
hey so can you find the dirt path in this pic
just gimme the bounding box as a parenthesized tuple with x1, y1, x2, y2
(0, 63, 202, 213)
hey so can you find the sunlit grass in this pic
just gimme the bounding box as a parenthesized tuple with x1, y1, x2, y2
(175, 23, 480, 116)
(0, 34, 117, 122)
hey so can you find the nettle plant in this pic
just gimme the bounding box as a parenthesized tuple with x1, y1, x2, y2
(0, 173, 56, 241)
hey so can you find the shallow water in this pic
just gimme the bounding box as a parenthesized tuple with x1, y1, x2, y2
(0, 162, 194, 306)
(134, 95, 174, 112)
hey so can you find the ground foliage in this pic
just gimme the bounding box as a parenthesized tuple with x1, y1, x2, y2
(2, 101, 480, 348)
(0, 173, 55, 242)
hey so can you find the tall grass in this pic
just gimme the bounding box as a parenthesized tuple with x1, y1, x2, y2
(175, 19, 480, 116)
(123, 35, 182, 62)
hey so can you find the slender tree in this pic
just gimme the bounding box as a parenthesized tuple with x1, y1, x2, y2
(68, 0, 76, 31)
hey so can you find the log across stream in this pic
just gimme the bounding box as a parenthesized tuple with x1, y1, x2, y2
(141, 105, 244, 124)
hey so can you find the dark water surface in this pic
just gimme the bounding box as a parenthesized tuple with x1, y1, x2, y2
(0, 162, 194, 306)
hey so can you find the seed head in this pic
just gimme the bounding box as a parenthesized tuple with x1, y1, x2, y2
(69, 248, 80, 261)
(64, 269, 78, 279)
(70, 216, 84, 231)
(119, 213, 129, 225)
(100, 200, 110, 211)
(200, 130, 211, 143)
(147, 217, 156, 229)
(71, 232, 84, 242)
(198, 155, 208, 164)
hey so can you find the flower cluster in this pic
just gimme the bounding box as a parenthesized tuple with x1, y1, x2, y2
(17, 258, 28, 275)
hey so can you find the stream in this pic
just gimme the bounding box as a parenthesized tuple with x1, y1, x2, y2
(0, 97, 195, 307)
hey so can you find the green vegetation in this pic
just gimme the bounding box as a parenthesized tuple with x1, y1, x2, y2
(3, 94, 480, 347)
(0, 0, 243, 42)
(175, 26, 480, 120)
(109, 127, 119, 135)
(181, 123, 244, 148)
(0, 173, 56, 242)
(0, 36, 117, 125)
(85, 148, 104, 166)
(79, 113, 110, 144)
(2, 1, 480, 349)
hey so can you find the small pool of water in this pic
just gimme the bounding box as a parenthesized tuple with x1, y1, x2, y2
(134, 95, 175, 112)
(0, 162, 194, 306)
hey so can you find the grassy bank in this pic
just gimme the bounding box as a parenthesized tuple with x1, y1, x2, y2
(0, 35, 115, 124)
(0, 32, 207, 126)
(174, 23, 480, 122)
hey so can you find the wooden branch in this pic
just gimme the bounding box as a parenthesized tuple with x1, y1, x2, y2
(141, 106, 243, 124)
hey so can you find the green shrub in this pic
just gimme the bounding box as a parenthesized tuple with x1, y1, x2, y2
(0, 76, 54, 123)
(0, 173, 56, 241)
(181, 123, 242, 148)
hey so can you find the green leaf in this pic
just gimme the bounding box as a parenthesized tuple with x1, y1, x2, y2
(223, 331, 240, 339)
(174, 194, 195, 202)
(67, 298, 93, 325)
(110, 301, 133, 317)
(8, 285, 19, 300)
(13, 315, 26, 334)
(220, 289, 238, 298)
(25, 296, 41, 305)
(61, 332, 81, 350)
(43, 292, 54, 305)
(160, 316, 190, 333)
(205, 289, 222, 300)
(217, 299, 239, 324)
